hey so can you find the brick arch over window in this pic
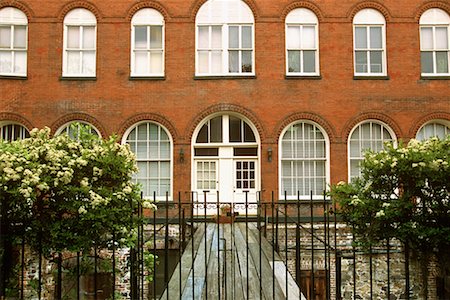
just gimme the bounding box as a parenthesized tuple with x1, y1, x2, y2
(58, 1, 102, 22)
(347, 1, 391, 22)
(51, 113, 106, 138)
(125, 1, 170, 21)
(281, 1, 324, 22)
(342, 112, 402, 143)
(410, 112, 450, 137)
(0, 1, 33, 19)
(0, 112, 33, 130)
(415, 2, 450, 22)
(186, 103, 265, 143)
(273, 112, 336, 143)
(189, 0, 259, 22)
(118, 113, 178, 143)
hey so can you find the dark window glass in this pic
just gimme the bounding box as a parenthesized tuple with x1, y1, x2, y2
(196, 124, 208, 143)
(210, 116, 222, 143)
(234, 147, 257, 156)
(229, 116, 241, 142)
(194, 148, 219, 156)
(244, 122, 256, 142)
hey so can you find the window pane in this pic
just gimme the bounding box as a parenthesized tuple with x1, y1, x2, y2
(211, 51, 222, 73)
(302, 26, 315, 48)
(244, 122, 256, 142)
(14, 51, 26, 73)
(67, 27, 80, 48)
(67, 51, 80, 74)
(370, 51, 382, 73)
(0, 51, 12, 73)
(241, 50, 252, 73)
(229, 117, 241, 142)
(149, 124, 158, 140)
(150, 51, 163, 73)
(196, 124, 208, 143)
(355, 27, 367, 49)
(211, 26, 222, 48)
(198, 51, 209, 73)
(13, 26, 26, 49)
(287, 26, 300, 49)
(242, 26, 252, 48)
(436, 51, 448, 73)
(210, 116, 222, 143)
(82, 51, 95, 74)
(421, 52, 433, 73)
(229, 26, 239, 48)
(135, 26, 147, 49)
(420, 27, 433, 50)
(355, 51, 368, 73)
(83, 26, 95, 49)
(303, 50, 316, 73)
(288, 50, 300, 73)
(160, 142, 170, 159)
(135, 51, 148, 74)
(228, 50, 239, 72)
(198, 26, 209, 48)
(150, 26, 162, 49)
(370, 27, 382, 49)
(435, 27, 448, 50)
(0, 26, 11, 48)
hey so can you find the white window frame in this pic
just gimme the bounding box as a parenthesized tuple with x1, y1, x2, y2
(122, 121, 173, 201)
(416, 120, 450, 140)
(353, 9, 387, 76)
(348, 120, 396, 181)
(278, 121, 330, 200)
(0, 7, 27, 77)
(130, 8, 164, 77)
(195, 0, 255, 76)
(0, 122, 29, 141)
(55, 121, 101, 139)
(62, 8, 97, 77)
(285, 8, 319, 76)
(419, 8, 450, 76)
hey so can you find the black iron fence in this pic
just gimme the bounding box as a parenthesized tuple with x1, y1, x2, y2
(0, 191, 434, 299)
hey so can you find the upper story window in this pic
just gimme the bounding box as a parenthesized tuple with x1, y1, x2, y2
(279, 121, 329, 199)
(0, 122, 29, 141)
(55, 121, 101, 140)
(416, 120, 450, 140)
(131, 8, 164, 77)
(353, 9, 387, 76)
(63, 8, 97, 77)
(0, 7, 27, 77)
(420, 8, 450, 76)
(285, 8, 319, 76)
(196, 0, 254, 76)
(348, 120, 396, 181)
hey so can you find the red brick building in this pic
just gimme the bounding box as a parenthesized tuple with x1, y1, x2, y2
(1, 0, 449, 204)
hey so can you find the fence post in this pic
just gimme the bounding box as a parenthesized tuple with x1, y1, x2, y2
(336, 251, 342, 300)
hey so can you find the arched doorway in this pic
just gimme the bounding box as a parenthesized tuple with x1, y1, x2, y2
(192, 113, 260, 214)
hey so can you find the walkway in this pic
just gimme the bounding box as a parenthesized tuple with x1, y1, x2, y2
(161, 222, 306, 300)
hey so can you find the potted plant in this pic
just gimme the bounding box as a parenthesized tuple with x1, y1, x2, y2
(217, 204, 234, 224)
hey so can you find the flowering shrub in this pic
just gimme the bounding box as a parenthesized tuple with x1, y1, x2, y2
(0, 127, 149, 256)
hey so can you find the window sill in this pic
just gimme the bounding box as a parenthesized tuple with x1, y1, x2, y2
(353, 75, 389, 80)
(0, 75, 27, 80)
(129, 76, 165, 81)
(285, 75, 321, 80)
(60, 76, 97, 81)
(194, 75, 256, 80)
(420, 75, 450, 80)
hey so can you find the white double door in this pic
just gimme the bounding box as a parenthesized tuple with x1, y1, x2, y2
(194, 147, 258, 215)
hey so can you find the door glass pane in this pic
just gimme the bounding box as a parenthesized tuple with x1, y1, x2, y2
(369, 27, 382, 48)
(287, 26, 300, 49)
(229, 26, 239, 48)
(229, 116, 241, 142)
(0, 51, 12, 73)
(135, 26, 147, 49)
(150, 51, 163, 73)
(13, 26, 26, 49)
(435, 27, 448, 50)
(241, 50, 252, 73)
(302, 26, 315, 48)
(210, 116, 222, 143)
(0, 26, 11, 48)
(370, 51, 382, 73)
(135, 52, 148, 74)
(303, 50, 316, 73)
(355, 27, 367, 49)
(198, 26, 209, 48)
(355, 51, 367, 73)
(198, 51, 209, 73)
(67, 27, 80, 48)
(83, 26, 95, 48)
(228, 50, 239, 72)
(211, 26, 222, 48)
(420, 27, 433, 50)
(242, 26, 252, 48)
(288, 50, 300, 72)
(150, 26, 162, 49)
(421, 52, 433, 73)
(436, 52, 448, 73)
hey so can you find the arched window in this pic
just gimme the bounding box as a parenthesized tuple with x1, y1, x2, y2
(196, 0, 254, 76)
(348, 120, 396, 180)
(124, 122, 172, 200)
(0, 7, 27, 76)
(55, 121, 101, 140)
(63, 8, 97, 77)
(416, 120, 450, 140)
(279, 121, 329, 199)
(420, 8, 450, 76)
(131, 8, 164, 77)
(353, 9, 386, 76)
(285, 8, 319, 76)
(0, 122, 29, 141)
